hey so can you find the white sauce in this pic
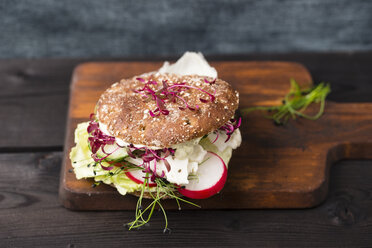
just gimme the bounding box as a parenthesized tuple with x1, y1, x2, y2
(158, 51, 217, 78)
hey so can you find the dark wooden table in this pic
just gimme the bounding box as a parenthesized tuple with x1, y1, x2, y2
(1, 53, 372, 247)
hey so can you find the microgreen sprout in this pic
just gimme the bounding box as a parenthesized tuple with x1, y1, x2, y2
(126, 177, 200, 231)
(134, 77, 216, 117)
(87, 114, 115, 154)
(241, 79, 331, 125)
(218, 117, 242, 142)
(126, 144, 175, 182)
(210, 117, 241, 144)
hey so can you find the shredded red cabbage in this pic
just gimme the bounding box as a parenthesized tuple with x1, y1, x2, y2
(134, 77, 216, 117)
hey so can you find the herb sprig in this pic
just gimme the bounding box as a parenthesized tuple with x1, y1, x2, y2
(241, 79, 331, 125)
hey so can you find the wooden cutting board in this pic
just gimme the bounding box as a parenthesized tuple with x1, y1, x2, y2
(59, 61, 372, 210)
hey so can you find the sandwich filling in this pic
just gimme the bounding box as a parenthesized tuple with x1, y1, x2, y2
(70, 118, 241, 195)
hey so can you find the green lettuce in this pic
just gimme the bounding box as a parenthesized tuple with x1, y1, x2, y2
(69, 122, 142, 194)
(199, 138, 233, 166)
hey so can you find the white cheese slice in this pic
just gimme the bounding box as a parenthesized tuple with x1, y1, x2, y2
(163, 156, 190, 185)
(187, 161, 198, 174)
(126, 156, 190, 185)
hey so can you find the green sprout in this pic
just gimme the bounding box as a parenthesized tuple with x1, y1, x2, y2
(241, 79, 331, 125)
(126, 175, 200, 232)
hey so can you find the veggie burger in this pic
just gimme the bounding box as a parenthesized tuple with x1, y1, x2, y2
(70, 52, 242, 228)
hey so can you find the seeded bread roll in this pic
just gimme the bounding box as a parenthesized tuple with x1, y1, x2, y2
(96, 73, 239, 148)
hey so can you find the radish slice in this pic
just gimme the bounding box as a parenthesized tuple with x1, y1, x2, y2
(178, 152, 227, 199)
(125, 169, 157, 187)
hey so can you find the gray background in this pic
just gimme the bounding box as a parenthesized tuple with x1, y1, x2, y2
(0, 0, 371, 58)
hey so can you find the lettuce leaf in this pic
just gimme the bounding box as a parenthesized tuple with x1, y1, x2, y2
(199, 138, 233, 167)
(69, 122, 142, 195)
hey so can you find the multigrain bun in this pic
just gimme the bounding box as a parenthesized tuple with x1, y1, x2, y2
(96, 73, 239, 148)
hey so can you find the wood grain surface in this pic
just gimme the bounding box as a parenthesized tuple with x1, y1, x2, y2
(60, 61, 372, 210)
(1, 53, 372, 247)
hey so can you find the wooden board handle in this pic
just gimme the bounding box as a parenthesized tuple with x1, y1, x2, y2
(315, 102, 372, 160)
